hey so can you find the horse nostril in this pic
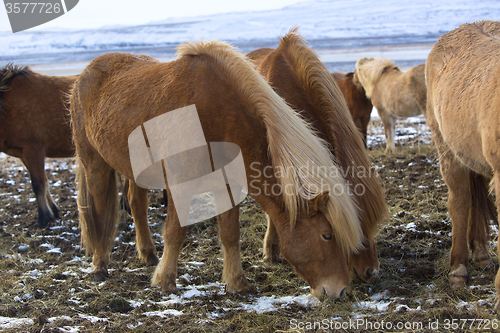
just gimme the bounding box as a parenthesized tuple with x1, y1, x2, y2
(338, 287, 346, 299)
(365, 268, 372, 278)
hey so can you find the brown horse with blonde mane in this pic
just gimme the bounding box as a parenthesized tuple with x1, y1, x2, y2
(354, 59, 426, 153)
(247, 30, 388, 284)
(70, 40, 365, 299)
(0, 64, 76, 227)
(331, 72, 373, 147)
(426, 20, 500, 308)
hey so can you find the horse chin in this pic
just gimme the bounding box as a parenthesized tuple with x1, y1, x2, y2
(310, 280, 348, 301)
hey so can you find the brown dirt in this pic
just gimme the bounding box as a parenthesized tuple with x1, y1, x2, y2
(0, 117, 498, 332)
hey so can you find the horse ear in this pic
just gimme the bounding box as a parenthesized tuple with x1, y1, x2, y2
(312, 190, 329, 212)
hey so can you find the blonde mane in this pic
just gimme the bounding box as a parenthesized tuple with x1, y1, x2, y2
(278, 30, 388, 240)
(355, 57, 399, 99)
(177, 40, 363, 254)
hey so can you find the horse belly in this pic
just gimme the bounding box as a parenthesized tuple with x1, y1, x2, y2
(438, 109, 494, 177)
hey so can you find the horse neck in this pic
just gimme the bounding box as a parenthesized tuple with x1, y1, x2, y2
(264, 40, 388, 237)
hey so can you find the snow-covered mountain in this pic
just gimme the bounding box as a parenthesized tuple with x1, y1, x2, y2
(0, 0, 499, 64)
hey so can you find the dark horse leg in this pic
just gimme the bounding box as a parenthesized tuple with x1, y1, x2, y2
(468, 172, 495, 268)
(21, 147, 57, 227)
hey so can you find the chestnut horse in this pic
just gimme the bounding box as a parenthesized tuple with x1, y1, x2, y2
(331, 72, 373, 147)
(71, 41, 365, 300)
(426, 21, 500, 308)
(354, 59, 426, 153)
(0, 64, 76, 227)
(247, 31, 387, 284)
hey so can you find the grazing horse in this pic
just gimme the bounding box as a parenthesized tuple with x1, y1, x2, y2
(0, 64, 76, 227)
(425, 20, 500, 308)
(247, 31, 388, 284)
(354, 59, 426, 153)
(331, 72, 373, 147)
(71, 40, 365, 300)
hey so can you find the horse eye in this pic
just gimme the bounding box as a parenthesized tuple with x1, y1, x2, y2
(321, 233, 333, 241)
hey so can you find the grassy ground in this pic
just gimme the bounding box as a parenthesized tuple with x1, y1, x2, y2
(0, 118, 499, 332)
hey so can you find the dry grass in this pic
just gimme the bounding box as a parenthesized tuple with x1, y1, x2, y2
(0, 117, 499, 332)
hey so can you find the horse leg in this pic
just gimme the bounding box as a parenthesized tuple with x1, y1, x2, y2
(377, 108, 396, 154)
(127, 179, 158, 266)
(263, 214, 281, 263)
(45, 187, 60, 219)
(468, 172, 494, 268)
(440, 153, 471, 287)
(21, 149, 55, 227)
(218, 205, 256, 293)
(152, 191, 186, 293)
(76, 157, 119, 281)
(119, 178, 131, 215)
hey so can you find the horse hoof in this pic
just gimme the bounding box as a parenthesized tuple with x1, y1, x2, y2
(35, 220, 48, 228)
(52, 205, 60, 219)
(263, 254, 282, 264)
(92, 269, 109, 281)
(449, 264, 468, 288)
(145, 252, 159, 266)
(226, 274, 257, 294)
(36, 211, 56, 228)
(473, 252, 494, 268)
(151, 272, 178, 293)
(161, 282, 178, 294)
(475, 256, 494, 268)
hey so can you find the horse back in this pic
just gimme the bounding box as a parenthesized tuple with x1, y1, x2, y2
(426, 20, 500, 174)
(72, 52, 269, 180)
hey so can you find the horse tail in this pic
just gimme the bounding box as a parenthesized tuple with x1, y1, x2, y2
(279, 29, 388, 240)
(0, 63, 31, 117)
(469, 171, 497, 251)
(76, 158, 119, 257)
(177, 39, 363, 255)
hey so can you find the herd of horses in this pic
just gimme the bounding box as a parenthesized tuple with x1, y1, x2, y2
(1, 22, 499, 308)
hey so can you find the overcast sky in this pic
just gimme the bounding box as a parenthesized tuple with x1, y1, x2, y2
(0, 0, 305, 32)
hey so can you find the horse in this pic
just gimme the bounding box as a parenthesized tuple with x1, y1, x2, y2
(70, 40, 365, 300)
(0, 64, 76, 227)
(425, 20, 500, 308)
(246, 30, 388, 284)
(331, 72, 373, 147)
(354, 59, 426, 153)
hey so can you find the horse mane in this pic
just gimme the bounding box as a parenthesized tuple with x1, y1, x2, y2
(0, 63, 32, 117)
(277, 29, 388, 240)
(355, 57, 399, 99)
(177, 40, 363, 254)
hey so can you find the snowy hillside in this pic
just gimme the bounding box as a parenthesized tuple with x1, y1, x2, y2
(0, 0, 499, 64)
